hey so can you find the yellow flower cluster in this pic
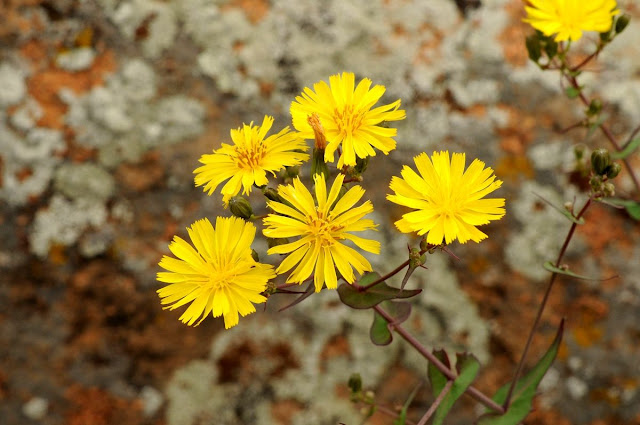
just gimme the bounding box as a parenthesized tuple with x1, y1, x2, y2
(157, 72, 506, 329)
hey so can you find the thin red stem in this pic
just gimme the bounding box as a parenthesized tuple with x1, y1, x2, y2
(502, 197, 592, 409)
(417, 380, 453, 425)
(373, 305, 505, 414)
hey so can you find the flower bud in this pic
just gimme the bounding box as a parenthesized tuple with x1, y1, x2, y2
(586, 99, 602, 117)
(409, 247, 426, 269)
(348, 373, 362, 394)
(525, 34, 541, 63)
(615, 14, 631, 34)
(229, 196, 253, 220)
(600, 29, 612, 42)
(311, 148, 329, 180)
(543, 39, 557, 59)
(285, 165, 300, 179)
(574, 144, 586, 160)
(267, 237, 289, 249)
(262, 187, 282, 203)
(307, 113, 327, 149)
(603, 182, 615, 197)
(355, 155, 369, 174)
(591, 148, 611, 175)
(605, 162, 621, 179)
(251, 249, 259, 262)
(589, 175, 602, 191)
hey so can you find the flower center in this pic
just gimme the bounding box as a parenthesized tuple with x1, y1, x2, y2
(333, 104, 366, 137)
(235, 141, 266, 170)
(308, 210, 343, 247)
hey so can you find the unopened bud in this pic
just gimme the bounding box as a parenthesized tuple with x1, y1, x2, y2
(591, 148, 611, 175)
(525, 34, 541, 63)
(263, 187, 282, 203)
(409, 247, 426, 269)
(590, 175, 602, 191)
(267, 237, 289, 249)
(586, 99, 602, 117)
(615, 14, 631, 34)
(355, 155, 369, 174)
(603, 182, 615, 197)
(307, 113, 327, 149)
(544, 39, 558, 59)
(600, 29, 612, 42)
(563, 201, 573, 212)
(348, 373, 362, 394)
(229, 196, 253, 220)
(605, 162, 621, 179)
(574, 144, 586, 160)
(311, 148, 329, 180)
(286, 165, 300, 179)
(251, 249, 259, 262)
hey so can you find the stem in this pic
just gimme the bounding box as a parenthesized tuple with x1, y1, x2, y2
(373, 305, 505, 414)
(564, 73, 640, 194)
(357, 260, 410, 291)
(417, 380, 453, 425)
(374, 405, 417, 425)
(502, 197, 592, 409)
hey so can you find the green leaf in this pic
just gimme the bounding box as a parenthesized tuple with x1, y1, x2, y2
(543, 261, 615, 281)
(586, 115, 606, 139)
(338, 273, 422, 309)
(427, 349, 451, 396)
(477, 320, 564, 425)
(369, 301, 412, 346)
(601, 198, 640, 220)
(370, 310, 392, 345)
(611, 137, 640, 160)
(565, 86, 581, 98)
(431, 353, 481, 425)
(533, 192, 584, 224)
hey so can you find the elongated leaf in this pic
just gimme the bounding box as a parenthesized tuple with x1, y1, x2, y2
(543, 261, 616, 281)
(427, 349, 451, 396)
(611, 137, 640, 160)
(431, 353, 480, 425)
(601, 198, 640, 221)
(278, 281, 314, 312)
(533, 192, 584, 224)
(338, 275, 421, 309)
(393, 383, 422, 425)
(477, 320, 564, 425)
(369, 301, 412, 346)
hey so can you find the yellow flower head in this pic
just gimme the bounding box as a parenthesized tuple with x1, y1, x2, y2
(524, 0, 619, 41)
(157, 216, 275, 329)
(194, 115, 309, 204)
(387, 151, 505, 245)
(290, 72, 406, 168)
(263, 173, 380, 292)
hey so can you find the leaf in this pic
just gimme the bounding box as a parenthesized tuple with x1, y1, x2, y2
(533, 192, 584, 224)
(338, 274, 422, 309)
(278, 281, 314, 312)
(393, 383, 422, 425)
(431, 353, 481, 425)
(601, 198, 640, 221)
(370, 310, 392, 346)
(543, 261, 616, 281)
(611, 137, 640, 160)
(369, 301, 412, 346)
(427, 349, 451, 396)
(586, 115, 606, 139)
(565, 86, 581, 98)
(477, 320, 564, 425)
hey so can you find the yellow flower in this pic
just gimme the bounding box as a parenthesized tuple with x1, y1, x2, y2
(194, 115, 309, 204)
(263, 173, 380, 292)
(387, 151, 505, 245)
(157, 217, 275, 329)
(524, 0, 619, 41)
(290, 72, 405, 168)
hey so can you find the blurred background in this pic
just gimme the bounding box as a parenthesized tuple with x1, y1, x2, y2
(1, 0, 640, 424)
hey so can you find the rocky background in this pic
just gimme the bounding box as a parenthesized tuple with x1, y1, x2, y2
(1, 0, 640, 424)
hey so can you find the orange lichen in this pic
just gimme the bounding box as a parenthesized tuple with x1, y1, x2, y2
(223, 0, 269, 24)
(498, 0, 531, 67)
(495, 155, 535, 182)
(26, 50, 117, 129)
